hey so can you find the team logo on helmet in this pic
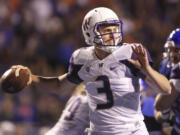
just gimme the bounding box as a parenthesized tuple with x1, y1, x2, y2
(83, 17, 92, 31)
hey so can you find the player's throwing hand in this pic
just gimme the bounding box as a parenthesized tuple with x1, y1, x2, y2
(0, 65, 32, 94)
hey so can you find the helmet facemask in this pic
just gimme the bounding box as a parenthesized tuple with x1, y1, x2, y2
(163, 41, 180, 67)
(93, 20, 123, 53)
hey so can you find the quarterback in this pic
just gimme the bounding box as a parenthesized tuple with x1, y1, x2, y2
(1, 7, 171, 135)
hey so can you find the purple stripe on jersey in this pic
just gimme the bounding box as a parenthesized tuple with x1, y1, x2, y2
(68, 56, 74, 73)
(67, 64, 83, 84)
(67, 54, 83, 84)
(65, 98, 82, 121)
(119, 60, 146, 79)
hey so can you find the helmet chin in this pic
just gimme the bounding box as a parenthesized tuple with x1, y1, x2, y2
(97, 46, 117, 53)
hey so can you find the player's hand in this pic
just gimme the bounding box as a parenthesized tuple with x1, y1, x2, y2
(128, 44, 150, 72)
(10, 65, 32, 85)
(0, 65, 33, 94)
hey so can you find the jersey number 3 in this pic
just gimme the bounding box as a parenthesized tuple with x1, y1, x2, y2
(95, 75, 114, 110)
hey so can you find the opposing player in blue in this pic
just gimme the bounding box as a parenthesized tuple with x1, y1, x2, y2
(158, 29, 180, 79)
(1, 7, 171, 135)
(154, 28, 180, 135)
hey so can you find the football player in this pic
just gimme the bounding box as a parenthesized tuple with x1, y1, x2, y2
(158, 29, 180, 79)
(2, 7, 171, 135)
(45, 83, 89, 135)
(154, 28, 180, 135)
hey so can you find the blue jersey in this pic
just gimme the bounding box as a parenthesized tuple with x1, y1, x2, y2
(169, 62, 180, 135)
(159, 58, 172, 79)
(170, 62, 180, 92)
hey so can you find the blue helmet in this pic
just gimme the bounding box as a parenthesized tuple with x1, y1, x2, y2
(163, 28, 180, 67)
(167, 28, 180, 45)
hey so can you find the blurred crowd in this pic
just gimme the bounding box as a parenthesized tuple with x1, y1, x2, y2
(0, 0, 179, 134)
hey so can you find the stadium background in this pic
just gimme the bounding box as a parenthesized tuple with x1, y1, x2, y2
(0, 0, 179, 134)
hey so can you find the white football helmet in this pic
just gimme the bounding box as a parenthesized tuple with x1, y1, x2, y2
(82, 7, 123, 53)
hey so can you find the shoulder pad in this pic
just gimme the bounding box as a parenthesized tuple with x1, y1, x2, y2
(71, 47, 93, 65)
(112, 44, 133, 61)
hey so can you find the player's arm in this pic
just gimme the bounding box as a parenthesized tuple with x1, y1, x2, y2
(143, 66, 171, 94)
(28, 49, 83, 93)
(153, 83, 179, 123)
(154, 62, 180, 115)
(31, 73, 78, 93)
(1, 65, 78, 94)
(154, 83, 179, 111)
(1, 49, 83, 94)
(128, 44, 171, 94)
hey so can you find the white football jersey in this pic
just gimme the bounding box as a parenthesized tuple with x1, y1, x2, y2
(67, 44, 150, 135)
(45, 95, 89, 135)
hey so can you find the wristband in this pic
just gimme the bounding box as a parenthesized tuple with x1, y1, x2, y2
(160, 108, 171, 120)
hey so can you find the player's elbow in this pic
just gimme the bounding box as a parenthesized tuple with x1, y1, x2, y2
(167, 86, 172, 94)
(159, 83, 171, 94)
(162, 76, 172, 94)
(164, 87, 171, 95)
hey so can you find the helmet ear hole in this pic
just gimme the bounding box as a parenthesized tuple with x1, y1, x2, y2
(86, 32, 90, 37)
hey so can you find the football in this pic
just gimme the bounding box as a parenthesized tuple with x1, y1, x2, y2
(1, 68, 31, 94)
